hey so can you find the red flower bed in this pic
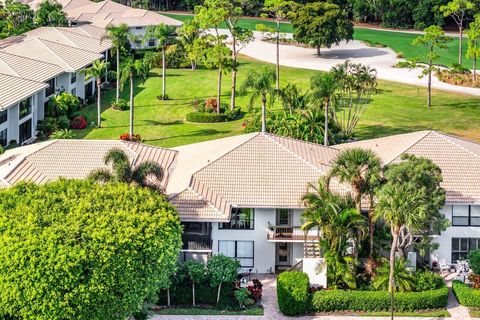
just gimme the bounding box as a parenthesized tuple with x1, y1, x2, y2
(70, 115, 88, 129)
(247, 278, 263, 301)
(119, 133, 142, 142)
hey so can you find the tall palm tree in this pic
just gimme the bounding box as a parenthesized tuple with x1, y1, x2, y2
(240, 67, 277, 132)
(329, 147, 382, 257)
(119, 58, 145, 137)
(102, 23, 129, 103)
(82, 60, 107, 128)
(146, 23, 177, 100)
(88, 148, 164, 189)
(310, 72, 336, 146)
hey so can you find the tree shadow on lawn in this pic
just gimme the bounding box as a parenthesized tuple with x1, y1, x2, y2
(315, 47, 390, 60)
(144, 129, 231, 143)
(354, 124, 427, 140)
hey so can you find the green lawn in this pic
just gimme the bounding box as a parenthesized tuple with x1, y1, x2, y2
(75, 57, 480, 148)
(163, 12, 471, 68)
(154, 306, 263, 315)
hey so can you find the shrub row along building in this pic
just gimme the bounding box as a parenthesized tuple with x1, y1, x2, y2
(0, 131, 478, 273)
(0, 0, 181, 147)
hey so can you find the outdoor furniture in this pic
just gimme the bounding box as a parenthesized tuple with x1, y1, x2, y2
(439, 259, 450, 274)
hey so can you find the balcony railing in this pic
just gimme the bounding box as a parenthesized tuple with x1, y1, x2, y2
(182, 235, 213, 251)
(267, 224, 319, 241)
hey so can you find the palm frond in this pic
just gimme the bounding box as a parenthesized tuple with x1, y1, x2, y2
(87, 168, 113, 183)
(132, 160, 164, 188)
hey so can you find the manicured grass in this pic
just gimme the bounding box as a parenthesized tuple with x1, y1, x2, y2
(356, 310, 451, 317)
(154, 306, 264, 315)
(164, 12, 471, 67)
(75, 57, 480, 147)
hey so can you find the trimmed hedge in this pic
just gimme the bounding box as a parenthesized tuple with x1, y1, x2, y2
(277, 271, 310, 316)
(452, 280, 480, 307)
(312, 287, 448, 312)
(186, 108, 240, 123)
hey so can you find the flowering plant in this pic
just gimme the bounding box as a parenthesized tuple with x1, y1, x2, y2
(70, 115, 88, 129)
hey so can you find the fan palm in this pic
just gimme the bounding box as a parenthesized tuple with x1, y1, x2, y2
(371, 258, 416, 292)
(82, 60, 107, 128)
(329, 147, 382, 257)
(310, 72, 336, 146)
(102, 23, 129, 102)
(88, 148, 164, 189)
(240, 67, 277, 132)
(146, 23, 177, 100)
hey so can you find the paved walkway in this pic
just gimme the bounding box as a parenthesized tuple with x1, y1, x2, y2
(150, 273, 470, 320)
(224, 30, 480, 97)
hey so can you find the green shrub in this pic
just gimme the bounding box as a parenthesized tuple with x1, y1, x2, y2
(112, 99, 129, 111)
(312, 287, 448, 312)
(415, 270, 445, 291)
(468, 249, 480, 274)
(277, 271, 310, 316)
(57, 115, 70, 129)
(453, 280, 480, 307)
(49, 129, 75, 140)
(0, 145, 4, 154)
(186, 108, 240, 123)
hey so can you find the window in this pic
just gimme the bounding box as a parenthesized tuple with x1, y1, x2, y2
(135, 26, 143, 29)
(19, 119, 32, 144)
(277, 209, 292, 225)
(452, 205, 480, 226)
(85, 82, 93, 98)
(71, 73, 76, 84)
(148, 38, 155, 47)
(0, 128, 6, 147)
(71, 88, 77, 96)
(45, 78, 55, 97)
(219, 240, 254, 267)
(0, 109, 7, 125)
(452, 237, 480, 263)
(19, 98, 31, 120)
(219, 208, 254, 230)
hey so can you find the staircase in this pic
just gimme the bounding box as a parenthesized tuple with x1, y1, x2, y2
(304, 240, 321, 258)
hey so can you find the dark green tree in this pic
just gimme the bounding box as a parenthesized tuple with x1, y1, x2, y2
(34, 0, 68, 27)
(185, 261, 207, 307)
(207, 254, 240, 305)
(0, 179, 182, 320)
(0, 0, 34, 39)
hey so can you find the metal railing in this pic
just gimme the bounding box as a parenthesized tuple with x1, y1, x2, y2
(181, 235, 213, 251)
(267, 223, 319, 241)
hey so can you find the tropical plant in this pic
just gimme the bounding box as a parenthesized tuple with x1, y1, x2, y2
(310, 72, 336, 146)
(34, 0, 68, 26)
(207, 254, 240, 305)
(49, 129, 75, 139)
(184, 260, 207, 307)
(0, 0, 34, 39)
(88, 147, 164, 190)
(323, 241, 358, 289)
(0, 145, 5, 154)
(177, 20, 202, 70)
(47, 92, 80, 118)
(440, 0, 476, 65)
(277, 83, 310, 114)
(468, 249, 480, 275)
(102, 23, 129, 102)
(82, 60, 107, 127)
(467, 14, 480, 82)
(261, 0, 291, 90)
(0, 179, 182, 320)
(330, 61, 377, 138)
(372, 259, 416, 292)
(234, 288, 251, 308)
(289, 2, 354, 55)
(240, 66, 277, 132)
(146, 23, 177, 100)
(413, 25, 451, 108)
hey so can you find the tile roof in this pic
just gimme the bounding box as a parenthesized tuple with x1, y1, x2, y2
(1, 37, 103, 72)
(0, 51, 64, 82)
(2, 140, 177, 188)
(0, 73, 47, 109)
(170, 188, 230, 222)
(58, 24, 107, 40)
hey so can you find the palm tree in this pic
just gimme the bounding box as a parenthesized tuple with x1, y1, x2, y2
(102, 23, 129, 103)
(371, 258, 416, 293)
(329, 147, 382, 257)
(82, 60, 107, 128)
(310, 72, 336, 146)
(146, 24, 177, 100)
(88, 147, 164, 189)
(119, 58, 146, 137)
(240, 67, 277, 132)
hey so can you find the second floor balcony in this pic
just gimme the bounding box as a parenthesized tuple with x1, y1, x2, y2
(267, 224, 319, 242)
(182, 234, 213, 251)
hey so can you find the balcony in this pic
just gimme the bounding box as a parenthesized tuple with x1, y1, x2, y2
(182, 234, 213, 252)
(267, 225, 319, 242)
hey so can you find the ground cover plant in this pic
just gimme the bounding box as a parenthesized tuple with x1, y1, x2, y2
(74, 57, 480, 148)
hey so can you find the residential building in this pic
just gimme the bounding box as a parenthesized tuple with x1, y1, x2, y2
(0, 131, 478, 271)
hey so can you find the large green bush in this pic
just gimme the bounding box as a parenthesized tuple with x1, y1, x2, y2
(186, 107, 240, 123)
(0, 179, 183, 320)
(415, 270, 445, 291)
(277, 271, 310, 316)
(312, 287, 448, 312)
(468, 249, 480, 274)
(452, 280, 480, 307)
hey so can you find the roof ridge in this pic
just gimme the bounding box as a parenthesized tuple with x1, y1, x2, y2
(121, 140, 178, 167)
(171, 187, 225, 215)
(262, 133, 325, 172)
(0, 72, 47, 85)
(431, 131, 480, 161)
(32, 38, 74, 71)
(0, 50, 63, 69)
(0, 58, 18, 77)
(381, 130, 432, 165)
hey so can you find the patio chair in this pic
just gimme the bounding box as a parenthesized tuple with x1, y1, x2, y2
(439, 259, 450, 274)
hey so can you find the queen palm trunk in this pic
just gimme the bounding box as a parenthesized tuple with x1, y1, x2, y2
(116, 48, 120, 102)
(96, 78, 102, 128)
(162, 45, 167, 100)
(217, 68, 222, 113)
(261, 96, 267, 133)
(129, 75, 134, 137)
(389, 228, 399, 319)
(231, 39, 237, 110)
(276, 19, 280, 91)
(324, 97, 329, 146)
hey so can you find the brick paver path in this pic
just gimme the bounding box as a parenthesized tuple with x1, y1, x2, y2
(150, 273, 469, 320)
